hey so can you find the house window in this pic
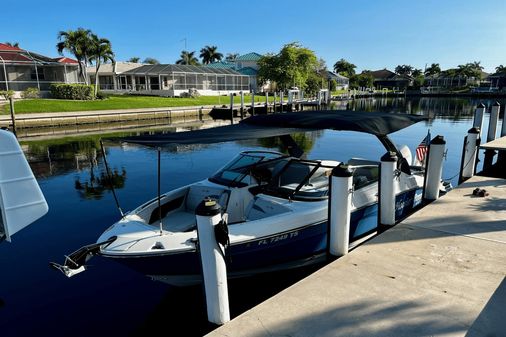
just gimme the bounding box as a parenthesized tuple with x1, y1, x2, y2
(30, 67, 45, 80)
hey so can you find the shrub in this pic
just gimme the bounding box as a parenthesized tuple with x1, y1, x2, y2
(0, 90, 15, 100)
(95, 91, 110, 100)
(21, 87, 40, 99)
(50, 83, 95, 100)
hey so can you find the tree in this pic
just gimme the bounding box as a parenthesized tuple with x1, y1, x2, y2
(349, 72, 374, 89)
(199, 45, 223, 64)
(127, 57, 140, 63)
(333, 58, 356, 78)
(57, 28, 94, 84)
(4, 42, 19, 48)
(395, 65, 414, 76)
(143, 57, 159, 65)
(226, 53, 239, 61)
(456, 61, 483, 78)
(257, 42, 319, 91)
(176, 51, 200, 65)
(424, 63, 441, 77)
(412, 69, 423, 77)
(495, 65, 506, 73)
(89, 35, 115, 97)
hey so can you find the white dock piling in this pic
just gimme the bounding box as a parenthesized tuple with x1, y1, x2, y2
(380, 151, 397, 226)
(459, 127, 480, 183)
(487, 102, 500, 142)
(196, 198, 230, 325)
(423, 136, 446, 201)
(473, 103, 486, 131)
(240, 91, 244, 119)
(328, 164, 353, 257)
(229, 93, 234, 124)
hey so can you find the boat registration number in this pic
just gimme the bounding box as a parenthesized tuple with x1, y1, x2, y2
(258, 231, 299, 246)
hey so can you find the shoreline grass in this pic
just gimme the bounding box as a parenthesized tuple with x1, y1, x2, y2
(2, 94, 276, 114)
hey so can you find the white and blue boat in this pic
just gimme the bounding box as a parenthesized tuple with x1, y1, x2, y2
(53, 111, 448, 286)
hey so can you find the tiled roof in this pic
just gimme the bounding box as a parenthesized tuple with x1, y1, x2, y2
(235, 52, 262, 62)
(0, 43, 22, 51)
(0, 51, 33, 63)
(55, 57, 79, 64)
(206, 61, 235, 69)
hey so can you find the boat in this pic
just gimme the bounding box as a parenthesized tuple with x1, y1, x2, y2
(52, 110, 449, 286)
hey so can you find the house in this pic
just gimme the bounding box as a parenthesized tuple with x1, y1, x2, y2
(208, 52, 268, 92)
(486, 72, 506, 89)
(0, 43, 81, 96)
(87, 62, 250, 97)
(368, 69, 413, 89)
(326, 71, 349, 90)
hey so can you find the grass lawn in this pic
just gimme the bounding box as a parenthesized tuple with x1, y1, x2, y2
(2, 94, 276, 114)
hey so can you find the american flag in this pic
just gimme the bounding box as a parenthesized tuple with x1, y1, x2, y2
(416, 131, 431, 163)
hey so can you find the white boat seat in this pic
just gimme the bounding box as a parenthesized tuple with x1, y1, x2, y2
(163, 211, 196, 232)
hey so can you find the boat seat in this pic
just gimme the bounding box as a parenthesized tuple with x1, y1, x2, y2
(162, 211, 196, 232)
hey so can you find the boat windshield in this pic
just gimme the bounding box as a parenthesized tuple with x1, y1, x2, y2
(209, 151, 288, 187)
(262, 159, 337, 200)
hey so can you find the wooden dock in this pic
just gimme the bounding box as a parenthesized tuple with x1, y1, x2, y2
(207, 175, 506, 337)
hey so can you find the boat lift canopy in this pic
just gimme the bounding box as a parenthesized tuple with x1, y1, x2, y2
(119, 111, 426, 147)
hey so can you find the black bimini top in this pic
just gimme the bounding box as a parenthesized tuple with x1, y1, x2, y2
(120, 110, 426, 147)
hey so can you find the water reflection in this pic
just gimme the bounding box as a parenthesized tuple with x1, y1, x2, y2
(75, 167, 127, 200)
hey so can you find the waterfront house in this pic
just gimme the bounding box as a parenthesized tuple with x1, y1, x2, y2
(0, 43, 81, 96)
(486, 72, 506, 90)
(368, 69, 413, 89)
(88, 62, 250, 97)
(326, 71, 349, 90)
(208, 52, 266, 92)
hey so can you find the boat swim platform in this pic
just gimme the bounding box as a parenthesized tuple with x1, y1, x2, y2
(207, 175, 506, 337)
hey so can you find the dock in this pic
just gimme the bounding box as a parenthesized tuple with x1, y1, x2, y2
(207, 175, 506, 337)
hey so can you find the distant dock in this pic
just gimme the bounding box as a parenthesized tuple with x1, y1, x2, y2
(207, 175, 506, 337)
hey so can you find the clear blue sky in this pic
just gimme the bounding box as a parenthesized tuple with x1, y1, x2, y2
(3, 0, 505, 73)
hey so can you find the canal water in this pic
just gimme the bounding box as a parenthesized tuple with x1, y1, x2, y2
(0, 97, 504, 337)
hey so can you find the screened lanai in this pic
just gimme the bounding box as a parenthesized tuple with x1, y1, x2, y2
(119, 64, 250, 96)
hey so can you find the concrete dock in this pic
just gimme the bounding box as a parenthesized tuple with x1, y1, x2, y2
(208, 175, 506, 337)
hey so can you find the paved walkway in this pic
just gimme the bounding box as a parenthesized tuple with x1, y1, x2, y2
(207, 176, 506, 337)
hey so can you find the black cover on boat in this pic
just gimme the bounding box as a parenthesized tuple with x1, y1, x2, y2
(120, 110, 426, 146)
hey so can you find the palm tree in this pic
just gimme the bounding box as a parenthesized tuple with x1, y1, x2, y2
(176, 51, 200, 65)
(412, 69, 423, 77)
(143, 57, 159, 65)
(127, 57, 140, 63)
(89, 35, 115, 97)
(199, 45, 223, 64)
(495, 65, 506, 74)
(4, 42, 19, 48)
(57, 28, 93, 84)
(424, 63, 441, 77)
(226, 53, 239, 61)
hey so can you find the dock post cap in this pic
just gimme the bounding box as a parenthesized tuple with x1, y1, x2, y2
(467, 127, 480, 134)
(478, 102, 486, 108)
(332, 164, 353, 177)
(196, 197, 221, 216)
(430, 135, 446, 145)
(381, 151, 398, 162)
(493, 101, 501, 107)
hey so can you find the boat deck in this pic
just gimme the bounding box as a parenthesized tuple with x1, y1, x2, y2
(207, 175, 506, 337)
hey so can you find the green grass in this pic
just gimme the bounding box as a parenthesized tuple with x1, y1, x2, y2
(3, 94, 276, 114)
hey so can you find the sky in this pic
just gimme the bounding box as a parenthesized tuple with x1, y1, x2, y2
(3, 0, 506, 73)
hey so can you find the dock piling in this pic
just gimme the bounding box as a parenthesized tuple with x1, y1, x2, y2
(328, 164, 353, 257)
(379, 151, 398, 227)
(473, 103, 486, 132)
(423, 136, 446, 201)
(240, 91, 244, 119)
(196, 198, 230, 325)
(484, 102, 500, 169)
(251, 92, 255, 116)
(229, 93, 234, 124)
(9, 97, 16, 137)
(459, 127, 480, 184)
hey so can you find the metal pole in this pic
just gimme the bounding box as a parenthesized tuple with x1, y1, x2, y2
(9, 97, 16, 136)
(157, 147, 163, 235)
(99, 140, 124, 217)
(0, 55, 9, 90)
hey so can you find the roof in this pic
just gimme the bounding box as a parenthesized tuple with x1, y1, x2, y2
(0, 51, 33, 63)
(121, 64, 246, 76)
(0, 43, 22, 51)
(488, 72, 506, 78)
(120, 110, 426, 146)
(206, 61, 235, 69)
(238, 67, 258, 76)
(87, 62, 143, 74)
(235, 52, 263, 62)
(0, 47, 79, 66)
(368, 69, 413, 81)
(55, 57, 79, 64)
(327, 71, 348, 80)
